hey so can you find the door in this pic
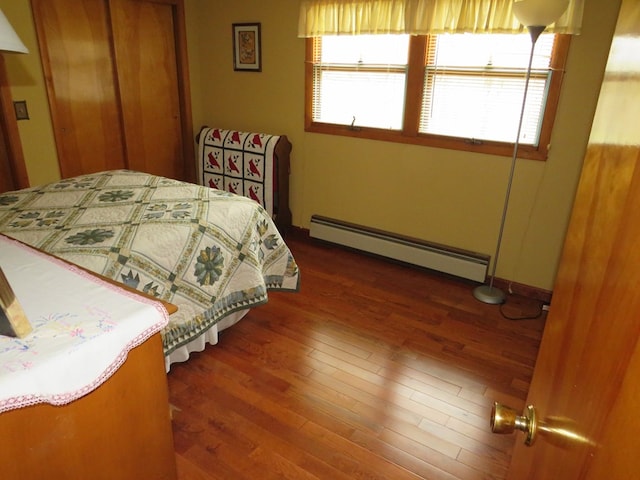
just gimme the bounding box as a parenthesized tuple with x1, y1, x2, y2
(32, 0, 194, 181)
(504, 0, 640, 477)
(32, 0, 127, 177)
(111, 0, 184, 179)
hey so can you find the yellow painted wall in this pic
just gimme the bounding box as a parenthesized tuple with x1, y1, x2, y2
(183, 0, 620, 292)
(1, 0, 621, 292)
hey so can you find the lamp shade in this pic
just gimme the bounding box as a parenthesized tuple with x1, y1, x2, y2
(0, 9, 28, 53)
(513, 0, 569, 27)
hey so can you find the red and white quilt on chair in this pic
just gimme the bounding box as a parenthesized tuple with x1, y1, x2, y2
(197, 127, 279, 218)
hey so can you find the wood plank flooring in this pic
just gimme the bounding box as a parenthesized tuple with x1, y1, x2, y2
(168, 231, 546, 480)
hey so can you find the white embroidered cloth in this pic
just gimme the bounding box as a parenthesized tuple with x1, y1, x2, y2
(0, 235, 169, 413)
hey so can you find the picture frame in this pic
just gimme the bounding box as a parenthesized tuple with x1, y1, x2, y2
(0, 266, 32, 338)
(232, 23, 261, 72)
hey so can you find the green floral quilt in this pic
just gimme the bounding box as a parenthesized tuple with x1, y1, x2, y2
(0, 170, 299, 355)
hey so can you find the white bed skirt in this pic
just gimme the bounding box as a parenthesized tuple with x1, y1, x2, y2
(164, 309, 249, 371)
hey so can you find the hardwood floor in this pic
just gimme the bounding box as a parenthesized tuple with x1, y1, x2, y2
(168, 231, 546, 480)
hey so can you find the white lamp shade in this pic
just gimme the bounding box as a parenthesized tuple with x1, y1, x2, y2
(513, 0, 569, 27)
(0, 9, 28, 54)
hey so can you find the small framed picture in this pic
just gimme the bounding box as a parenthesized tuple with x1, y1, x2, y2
(232, 23, 261, 72)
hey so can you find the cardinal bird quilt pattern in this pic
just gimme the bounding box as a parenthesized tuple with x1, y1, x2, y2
(198, 128, 279, 218)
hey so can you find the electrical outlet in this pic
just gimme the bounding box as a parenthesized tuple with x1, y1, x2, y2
(13, 100, 29, 120)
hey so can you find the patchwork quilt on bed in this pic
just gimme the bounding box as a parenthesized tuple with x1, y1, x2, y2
(0, 170, 299, 355)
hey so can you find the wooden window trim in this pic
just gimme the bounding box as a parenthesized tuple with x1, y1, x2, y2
(305, 34, 571, 161)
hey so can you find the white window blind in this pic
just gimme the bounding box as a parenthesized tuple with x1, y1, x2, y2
(312, 35, 409, 130)
(419, 34, 556, 146)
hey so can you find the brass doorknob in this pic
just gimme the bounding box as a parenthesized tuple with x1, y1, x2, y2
(491, 402, 538, 446)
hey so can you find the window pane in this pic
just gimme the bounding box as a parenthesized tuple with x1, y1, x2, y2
(313, 35, 410, 130)
(420, 34, 556, 145)
(423, 74, 549, 144)
(320, 35, 409, 64)
(432, 34, 553, 69)
(315, 69, 406, 129)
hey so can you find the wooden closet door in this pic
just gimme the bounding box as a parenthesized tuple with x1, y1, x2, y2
(110, 0, 184, 179)
(32, 0, 127, 178)
(32, 0, 194, 181)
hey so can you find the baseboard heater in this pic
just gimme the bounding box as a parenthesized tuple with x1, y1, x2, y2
(309, 215, 489, 282)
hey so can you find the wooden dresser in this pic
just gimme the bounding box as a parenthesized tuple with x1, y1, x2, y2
(0, 334, 177, 480)
(0, 236, 178, 480)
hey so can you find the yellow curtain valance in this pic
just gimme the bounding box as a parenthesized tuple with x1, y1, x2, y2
(298, 0, 584, 36)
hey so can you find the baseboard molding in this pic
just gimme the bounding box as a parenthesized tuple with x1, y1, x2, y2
(287, 225, 552, 305)
(491, 278, 552, 304)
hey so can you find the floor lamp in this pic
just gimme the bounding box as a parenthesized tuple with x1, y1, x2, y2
(473, 0, 569, 305)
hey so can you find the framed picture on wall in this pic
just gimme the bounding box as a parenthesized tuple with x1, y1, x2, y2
(232, 23, 262, 72)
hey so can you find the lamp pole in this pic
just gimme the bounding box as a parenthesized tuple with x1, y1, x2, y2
(473, 25, 545, 305)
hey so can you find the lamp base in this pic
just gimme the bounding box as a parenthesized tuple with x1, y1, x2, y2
(473, 284, 506, 305)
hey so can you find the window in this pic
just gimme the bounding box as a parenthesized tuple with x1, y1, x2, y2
(305, 33, 570, 160)
(312, 35, 409, 130)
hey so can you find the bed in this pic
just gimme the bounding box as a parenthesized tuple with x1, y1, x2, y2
(0, 169, 300, 371)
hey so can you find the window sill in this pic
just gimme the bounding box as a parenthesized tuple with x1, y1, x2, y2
(304, 122, 549, 161)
